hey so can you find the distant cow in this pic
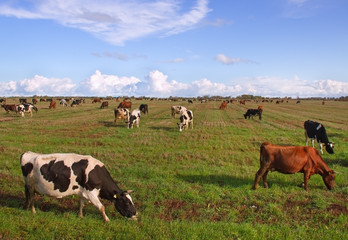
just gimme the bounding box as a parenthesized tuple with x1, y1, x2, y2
(32, 99, 38, 105)
(0, 98, 6, 103)
(177, 109, 193, 132)
(171, 106, 186, 118)
(244, 106, 263, 120)
(92, 98, 102, 103)
(304, 120, 334, 154)
(253, 142, 335, 191)
(114, 108, 130, 125)
(19, 98, 27, 104)
(20, 151, 137, 222)
(139, 104, 148, 115)
(60, 99, 68, 107)
(71, 99, 82, 107)
(49, 100, 56, 109)
(219, 101, 227, 110)
(128, 109, 141, 129)
(100, 101, 109, 109)
(18, 103, 38, 117)
(117, 101, 132, 110)
(1, 104, 18, 114)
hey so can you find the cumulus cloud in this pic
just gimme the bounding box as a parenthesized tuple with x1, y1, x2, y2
(215, 54, 253, 65)
(76, 70, 141, 96)
(0, 0, 211, 45)
(1, 70, 347, 98)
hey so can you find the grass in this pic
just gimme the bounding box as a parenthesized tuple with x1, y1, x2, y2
(0, 98, 347, 239)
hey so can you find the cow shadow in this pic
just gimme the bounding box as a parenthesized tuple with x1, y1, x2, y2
(99, 121, 118, 128)
(149, 126, 175, 131)
(177, 174, 251, 188)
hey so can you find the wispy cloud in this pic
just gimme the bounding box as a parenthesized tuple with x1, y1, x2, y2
(1, 70, 347, 98)
(215, 54, 254, 65)
(0, 0, 211, 46)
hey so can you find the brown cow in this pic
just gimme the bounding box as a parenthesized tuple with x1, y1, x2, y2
(253, 142, 335, 191)
(92, 98, 102, 103)
(49, 100, 56, 109)
(100, 101, 109, 109)
(1, 104, 18, 113)
(117, 101, 132, 110)
(219, 101, 227, 110)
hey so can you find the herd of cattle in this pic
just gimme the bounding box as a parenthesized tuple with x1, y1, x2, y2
(1, 97, 337, 221)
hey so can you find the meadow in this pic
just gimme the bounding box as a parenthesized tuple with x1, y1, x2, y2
(0, 98, 347, 240)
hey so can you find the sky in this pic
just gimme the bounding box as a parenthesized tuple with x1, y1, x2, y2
(0, 0, 347, 98)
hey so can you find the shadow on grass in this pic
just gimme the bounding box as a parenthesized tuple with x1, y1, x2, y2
(177, 174, 252, 188)
(99, 121, 127, 128)
(149, 126, 175, 131)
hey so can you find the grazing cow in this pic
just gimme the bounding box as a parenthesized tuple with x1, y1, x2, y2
(1, 104, 18, 114)
(296, 100, 301, 104)
(49, 100, 56, 109)
(100, 101, 109, 109)
(118, 101, 132, 110)
(219, 101, 227, 110)
(253, 142, 335, 191)
(92, 98, 102, 103)
(0, 98, 6, 103)
(71, 99, 82, 107)
(60, 99, 68, 107)
(128, 109, 141, 129)
(139, 104, 148, 115)
(114, 108, 130, 125)
(32, 99, 38, 105)
(19, 98, 27, 104)
(18, 103, 38, 117)
(304, 120, 334, 154)
(244, 106, 263, 120)
(239, 100, 246, 105)
(20, 151, 137, 222)
(171, 106, 187, 118)
(188, 99, 193, 104)
(177, 109, 193, 132)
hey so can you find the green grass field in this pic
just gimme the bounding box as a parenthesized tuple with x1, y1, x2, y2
(0, 98, 347, 239)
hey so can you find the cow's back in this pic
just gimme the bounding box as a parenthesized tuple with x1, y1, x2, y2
(20, 152, 104, 198)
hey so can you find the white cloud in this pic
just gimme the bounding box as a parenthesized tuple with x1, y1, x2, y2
(1, 71, 347, 98)
(215, 54, 252, 65)
(76, 70, 141, 96)
(0, 0, 211, 46)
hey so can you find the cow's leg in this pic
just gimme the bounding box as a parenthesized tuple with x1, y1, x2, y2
(262, 170, 269, 188)
(24, 184, 36, 214)
(79, 198, 85, 218)
(87, 193, 110, 222)
(303, 172, 310, 191)
(253, 167, 268, 189)
(318, 141, 323, 154)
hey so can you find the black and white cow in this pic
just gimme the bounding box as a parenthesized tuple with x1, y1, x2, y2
(177, 109, 193, 132)
(20, 151, 137, 222)
(128, 109, 141, 129)
(243, 108, 262, 120)
(18, 103, 38, 117)
(171, 105, 187, 118)
(304, 120, 334, 154)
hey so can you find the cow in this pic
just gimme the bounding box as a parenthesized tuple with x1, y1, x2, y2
(243, 106, 263, 120)
(92, 98, 102, 103)
(71, 99, 82, 107)
(32, 99, 38, 105)
(18, 103, 38, 117)
(20, 151, 137, 222)
(139, 104, 148, 115)
(188, 99, 193, 104)
(304, 120, 334, 154)
(19, 98, 27, 104)
(100, 101, 109, 109)
(128, 109, 141, 129)
(114, 108, 130, 125)
(0, 98, 6, 103)
(1, 104, 18, 114)
(177, 109, 193, 132)
(253, 142, 335, 191)
(60, 99, 68, 107)
(117, 101, 132, 110)
(49, 100, 56, 109)
(171, 106, 186, 118)
(219, 101, 227, 110)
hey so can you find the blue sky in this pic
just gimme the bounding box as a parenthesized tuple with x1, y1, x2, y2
(0, 0, 347, 97)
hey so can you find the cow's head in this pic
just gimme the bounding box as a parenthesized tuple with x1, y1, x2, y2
(322, 170, 335, 190)
(325, 142, 334, 154)
(113, 190, 137, 220)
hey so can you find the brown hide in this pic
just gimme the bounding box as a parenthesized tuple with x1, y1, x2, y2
(253, 142, 335, 190)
